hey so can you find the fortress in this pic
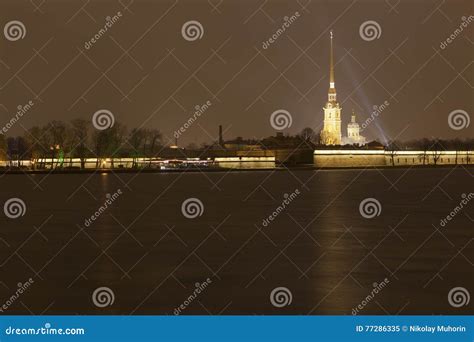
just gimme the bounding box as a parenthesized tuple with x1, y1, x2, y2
(320, 31, 365, 146)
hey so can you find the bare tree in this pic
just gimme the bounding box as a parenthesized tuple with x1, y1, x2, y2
(425, 139, 443, 165)
(466, 138, 474, 165)
(128, 128, 147, 168)
(0, 134, 6, 162)
(300, 127, 315, 141)
(6, 137, 16, 167)
(92, 122, 126, 168)
(145, 128, 162, 167)
(417, 138, 431, 165)
(44, 121, 67, 168)
(70, 119, 90, 169)
(386, 140, 401, 166)
(16, 136, 30, 166)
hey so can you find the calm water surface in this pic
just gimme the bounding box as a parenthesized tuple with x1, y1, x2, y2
(1, 167, 473, 314)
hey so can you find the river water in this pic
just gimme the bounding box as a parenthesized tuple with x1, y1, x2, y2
(0, 167, 472, 314)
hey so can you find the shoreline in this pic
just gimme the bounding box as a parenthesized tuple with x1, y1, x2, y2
(1, 164, 473, 175)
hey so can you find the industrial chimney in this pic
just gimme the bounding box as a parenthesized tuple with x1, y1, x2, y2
(218, 125, 223, 147)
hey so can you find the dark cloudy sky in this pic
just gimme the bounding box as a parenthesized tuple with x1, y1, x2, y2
(0, 0, 472, 146)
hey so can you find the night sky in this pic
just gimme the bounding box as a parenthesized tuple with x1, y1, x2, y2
(0, 0, 472, 146)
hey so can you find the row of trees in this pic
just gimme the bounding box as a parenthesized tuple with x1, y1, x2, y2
(0, 119, 162, 169)
(386, 138, 474, 165)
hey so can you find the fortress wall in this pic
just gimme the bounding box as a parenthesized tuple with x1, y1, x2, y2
(314, 150, 473, 167)
(273, 149, 314, 165)
(314, 151, 386, 167)
(386, 151, 473, 166)
(214, 157, 275, 169)
(215, 161, 276, 169)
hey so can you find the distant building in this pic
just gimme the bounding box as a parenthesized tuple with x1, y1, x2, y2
(221, 135, 262, 150)
(170, 137, 179, 149)
(367, 140, 385, 149)
(342, 111, 366, 146)
(320, 30, 342, 146)
(223, 143, 262, 151)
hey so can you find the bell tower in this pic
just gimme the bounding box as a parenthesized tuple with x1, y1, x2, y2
(320, 30, 342, 145)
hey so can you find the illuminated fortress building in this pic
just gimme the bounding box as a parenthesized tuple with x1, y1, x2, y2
(320, 30, 342, 146)
(320, 31, 367, 146)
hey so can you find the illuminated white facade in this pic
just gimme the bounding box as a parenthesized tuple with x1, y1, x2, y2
(342, 111, 366, 146)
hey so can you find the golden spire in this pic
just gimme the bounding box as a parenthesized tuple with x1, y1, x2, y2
(328, 30, 336, 102)
(329, 30, 335, 88)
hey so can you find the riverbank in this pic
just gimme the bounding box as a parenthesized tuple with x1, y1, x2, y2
(1, 164, 473, 174)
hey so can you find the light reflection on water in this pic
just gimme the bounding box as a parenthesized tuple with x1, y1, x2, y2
(0, 168, 472, 315)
